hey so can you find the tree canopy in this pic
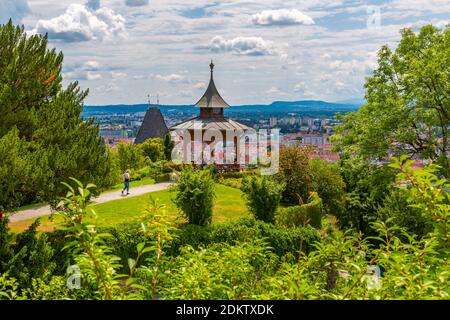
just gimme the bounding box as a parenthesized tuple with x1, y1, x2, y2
(334, 24, 450, 175)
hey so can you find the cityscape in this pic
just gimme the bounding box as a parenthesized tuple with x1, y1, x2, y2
(84, 100, 355, 163)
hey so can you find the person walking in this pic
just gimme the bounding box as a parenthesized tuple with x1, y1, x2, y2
(121, 169, 131, 195)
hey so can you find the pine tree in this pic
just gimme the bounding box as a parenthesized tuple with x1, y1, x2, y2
(0, 20, 113, 209)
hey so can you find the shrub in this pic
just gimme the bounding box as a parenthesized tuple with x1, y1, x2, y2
(216, 177, 242, 189)
(241, 176, 284, 223)
(140, 138, 164, 162)
(0, 215, 55, 290)
(99, 217, 320, 260)
(310, 159, 346, 215)
(167, 218, 320, 257)
(113, 141, 145, 172)
(173, 168, 215, 226)
(215, 169, 258, 180)
(276, 192, 324, 229)
(275, 146, 312, 205)
(378, 188, 433, 239)
(160, 241, 278, 300)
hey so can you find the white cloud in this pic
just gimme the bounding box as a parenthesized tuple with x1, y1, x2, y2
(209, 36, 281, 56)
(87, 72, 102, 80)
(267, 86, 280, 94)
(252, 9, 315, 26)
(111, 72, 127, 79)
(33, 3, 126, 42)
(83, 60, 100, 71)
(154, 73, 187, 83)
(180, 90, 193, 97)
(63, 60, 102, 81)
(193, 82, 206, 90)
(125, 0, 149, 7)
(0, 0, 30, 24)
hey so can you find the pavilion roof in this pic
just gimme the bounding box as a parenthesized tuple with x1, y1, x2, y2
(170, 116, 251, 131)
(194, 61, 231, 109)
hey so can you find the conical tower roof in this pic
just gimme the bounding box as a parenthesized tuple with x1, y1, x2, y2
(134, 107, 169, 144)
(194, 61, 230, 109)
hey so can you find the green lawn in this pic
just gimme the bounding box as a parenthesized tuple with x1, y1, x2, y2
(9, 184, 249, 233)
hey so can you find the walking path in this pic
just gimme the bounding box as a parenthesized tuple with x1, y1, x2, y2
(9, 182, 174, 223)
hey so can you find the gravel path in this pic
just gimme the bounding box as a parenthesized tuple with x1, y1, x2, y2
(9, 182, 174, 223)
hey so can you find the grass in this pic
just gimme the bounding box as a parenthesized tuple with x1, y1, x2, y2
(8, 184, 249, 233)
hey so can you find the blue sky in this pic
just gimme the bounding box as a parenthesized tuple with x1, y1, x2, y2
(1, 0, 448, 105)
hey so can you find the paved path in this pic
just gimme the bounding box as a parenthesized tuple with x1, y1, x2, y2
(9, 182, 174, 223)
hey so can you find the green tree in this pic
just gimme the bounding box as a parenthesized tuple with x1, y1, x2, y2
(333, 24, 450, 176)
(113, 141, 144, 172)
(275, 146, 312, 205)
(241, 176, 284, 223)
(140, 138, 164, 162)
(174, 168, 215, 226)
(0, 21, 112, 209)
(337, 155, 396, 236)
(0, 129, 35, 209)
(309, 159, 346, 216)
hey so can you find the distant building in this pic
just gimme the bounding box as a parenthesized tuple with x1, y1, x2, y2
(134, 107, 169, 144)
(269, 117, 277, 126)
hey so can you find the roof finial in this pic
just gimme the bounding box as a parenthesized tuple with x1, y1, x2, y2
(210, 59, 214, 73)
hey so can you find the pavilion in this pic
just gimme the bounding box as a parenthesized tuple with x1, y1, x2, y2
(170, 61, 252, 171)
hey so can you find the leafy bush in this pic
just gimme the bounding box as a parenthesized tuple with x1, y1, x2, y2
(0, 215, 55, 290)
(378, 188, 433, 239)
(275, 146, 312, 205)
(167, 218, 320, 257)
(277, 192, 324, 229)
(112, 141, 145, 173)
(310, 159, 346, 215)
(241, 176, 284, 223)
(216, 177, 242, 189)
(337, 156, 396, 237)
(173, 168, 215, 226)
(161, 241, 278, 300)
(140, 138, 164, 162)
(215, 169, 258, 180)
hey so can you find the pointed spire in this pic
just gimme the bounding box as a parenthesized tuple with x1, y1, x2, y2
(194, 61, 230, 109)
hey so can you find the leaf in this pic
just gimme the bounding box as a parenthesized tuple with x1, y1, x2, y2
(128, 258, 136, 271)
(137, 242, 145, 253)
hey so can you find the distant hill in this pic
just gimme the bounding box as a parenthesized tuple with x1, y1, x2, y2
(83, 100, 359, 117)
(334, 98, 365, 106)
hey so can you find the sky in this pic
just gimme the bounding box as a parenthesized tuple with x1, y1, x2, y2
(1, 0, 449, 106)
